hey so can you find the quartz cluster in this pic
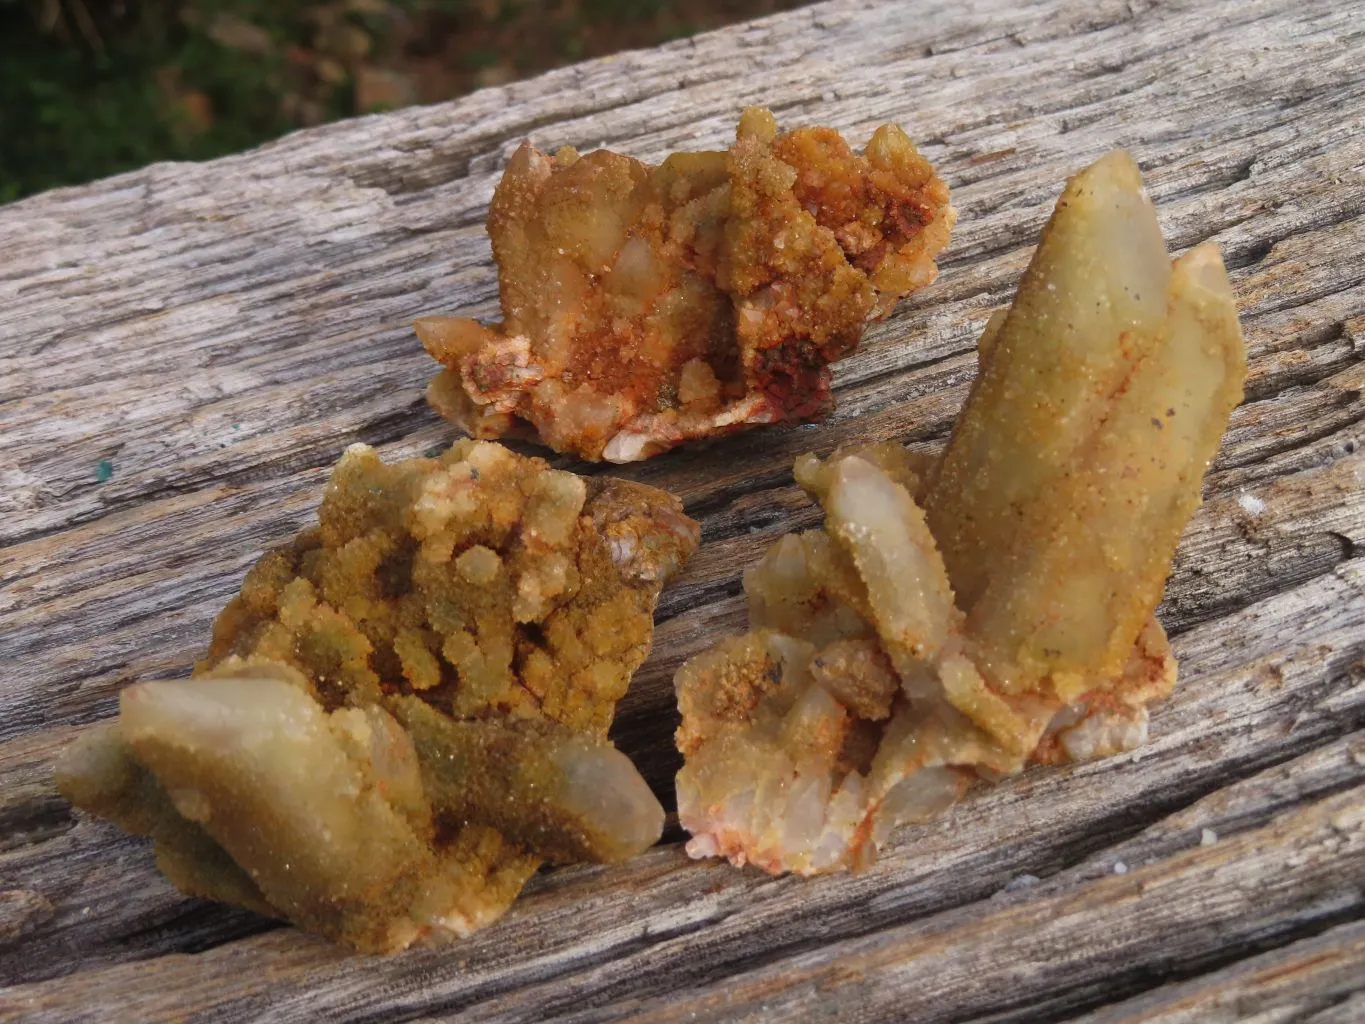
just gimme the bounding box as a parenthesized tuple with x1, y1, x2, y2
(673, 151, 1248, 875)
(57, 141, 1250, 954)
(58, 440, 698, 951)
(417, 106, 954, 462)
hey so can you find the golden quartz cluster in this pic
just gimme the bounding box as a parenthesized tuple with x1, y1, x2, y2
(416, 108, 954, 462)
(673, 152, 1247, 874)
(58, 110, 1246, 953)
(59, 441, 697, 952)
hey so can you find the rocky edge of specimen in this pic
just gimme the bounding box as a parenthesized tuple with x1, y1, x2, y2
(673, 151, 1248, 875)
(417, 106, 954, 462)
(57, 439, 699, 952)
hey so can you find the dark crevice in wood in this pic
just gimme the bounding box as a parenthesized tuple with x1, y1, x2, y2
(1328, 531, 1360, 560)
(1205, 426, 1363, 493)
(699, 496, 807, 542)
(1228, 235, 1278, 273)
(0, 886, 285, 986)
(0, 795, 74, 854)
(1241, 321, 1361, 403)
(976, 910, 1365, 1024)
(1237, 366, 1360, 418)
(654, 573, 746, 626)
(0, 702, 115, 751)
(0, 610, 197, 697)
(1199, 206, 1365, 280)
(113, 903, 280, 957)
(1312, 989, 1365, 1023)
(0, 664, 131, 746)
(831, 339, 979, 400)
(672, 468, 801, 525)
(335, 911, 749, 1024)
(609, 705, 683, 796)
(1160, 539, 1354, 640)
(1218, 407, 1364, 475)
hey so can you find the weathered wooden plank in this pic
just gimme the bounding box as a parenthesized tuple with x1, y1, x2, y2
(1, 0, 1363, 1018)
(455, 752, 1365, 1024)
(1069, 919, 1365, 1024)
(599, 787, 1365, 1024)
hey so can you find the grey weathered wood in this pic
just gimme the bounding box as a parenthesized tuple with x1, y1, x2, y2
(609, 786, 1365, 1024)
(1068, 919, 1365, 1023)
(1, 0, 1363, 1019)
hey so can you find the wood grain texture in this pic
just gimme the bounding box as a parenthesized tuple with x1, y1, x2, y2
(1, 0, 1363, 1019)
(1068, 920, 1365, 1023)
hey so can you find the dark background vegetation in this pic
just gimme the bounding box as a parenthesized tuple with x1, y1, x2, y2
(0, 0, 807, 203)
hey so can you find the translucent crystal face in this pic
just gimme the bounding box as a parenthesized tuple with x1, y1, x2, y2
(57, 440, 698, 952)
(674, 151, 1247, 877)
(416, 106, 955, 462)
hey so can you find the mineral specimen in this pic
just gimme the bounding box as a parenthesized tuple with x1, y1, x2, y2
(57, 439, 698, 951)
(417, 106, 954, 462)
(673, 150, 1247, 875)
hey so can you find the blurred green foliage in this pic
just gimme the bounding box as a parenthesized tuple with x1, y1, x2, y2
(0, 0, 804, 204)
(2, 1, 299, 201)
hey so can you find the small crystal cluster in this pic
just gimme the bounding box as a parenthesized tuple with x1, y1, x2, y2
(58, 440, 698, 951)
(674, 151, 1247, 875)
(417, 106, 954, 462)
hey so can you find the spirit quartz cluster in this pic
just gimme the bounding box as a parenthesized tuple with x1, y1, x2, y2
(416, 107, 954, 462)
(673, 151, 1248, 875)
(54, 138, 1248, 955)
(57, 440, 698, 951)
